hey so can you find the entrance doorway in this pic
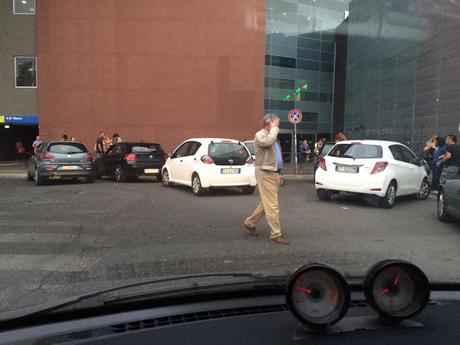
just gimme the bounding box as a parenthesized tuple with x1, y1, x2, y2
(0, 125, 39, 161)
(279, 130, 318, 163)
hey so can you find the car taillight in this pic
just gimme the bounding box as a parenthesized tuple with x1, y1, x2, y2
(84, 154, 93, 161)
(201, 155, 214, 164)
(371, 161, 388, 174)
(42, 153, 55, 160)
(319, 157, 327, 171)
(246, 156, 255, 165)
(125, 153, 136, 161)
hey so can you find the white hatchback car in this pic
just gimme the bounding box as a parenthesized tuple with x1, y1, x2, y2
(315, 140, 430, 208)
(161, 138, 256, 195)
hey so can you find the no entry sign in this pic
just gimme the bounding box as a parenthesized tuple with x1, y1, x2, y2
(288, 109, 302, 124)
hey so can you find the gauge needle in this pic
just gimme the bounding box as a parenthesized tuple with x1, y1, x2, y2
(393, 272, 401, 286)
(296, 287, 312, 294)
(379, 288, 390, 296)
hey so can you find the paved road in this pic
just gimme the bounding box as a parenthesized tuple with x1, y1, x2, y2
(0, 177, 459, 313)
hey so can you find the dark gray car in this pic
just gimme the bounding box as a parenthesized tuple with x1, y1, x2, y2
(27, 141, 94, 185)
(437, 173, 460, 221)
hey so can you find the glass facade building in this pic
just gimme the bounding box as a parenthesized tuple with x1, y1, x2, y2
(264, 0, 349, 158)
(342, 0, 460, 152)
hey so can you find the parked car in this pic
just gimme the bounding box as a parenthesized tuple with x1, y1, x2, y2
(27, 141, 94, 185)
(315, 140, 430, 208)
(437, 174, 460, 221)
(313, 141, 335, 172)
(161, 138, 256, 195)
(94, 142, 166, 182)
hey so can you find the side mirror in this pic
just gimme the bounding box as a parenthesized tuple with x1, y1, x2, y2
(168, 152, 173, 158)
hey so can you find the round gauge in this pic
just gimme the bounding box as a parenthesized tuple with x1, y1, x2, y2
(363, 260, 430, 321)
(286, 263, 350, 328)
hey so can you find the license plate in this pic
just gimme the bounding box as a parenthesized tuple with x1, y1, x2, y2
(336, 165, 359, 173)
(60, 165, 79, 170)
(144, 168, 159, 174)
(221, 168, 240, 174)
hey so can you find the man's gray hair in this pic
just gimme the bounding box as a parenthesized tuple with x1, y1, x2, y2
(263, 113, 279, 127)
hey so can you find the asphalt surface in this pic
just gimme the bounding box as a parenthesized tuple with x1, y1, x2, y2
(0, 177, 459, 313)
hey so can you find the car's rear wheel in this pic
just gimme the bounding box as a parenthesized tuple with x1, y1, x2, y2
(242, 186, 256, 195)
(317, 188, 332, 201)
(437, 189, 451, 222)
(114, 165, 127, 182)
(34, 168, 44, 186)
(192, 173, 207, 196)
(162, 169, 172, 187)
(379, 181, 397, 209)
(416, 178, 430, 200)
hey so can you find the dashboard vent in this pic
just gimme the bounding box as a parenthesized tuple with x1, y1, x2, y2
(34, 304, 288, 344)
(110, 304, 288, 333)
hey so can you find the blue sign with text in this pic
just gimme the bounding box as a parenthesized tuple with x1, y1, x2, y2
(3, 115, 39, 125)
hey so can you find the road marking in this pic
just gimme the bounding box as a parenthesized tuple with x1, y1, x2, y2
(341, 207, 349, 210)
(0, 233, 75, 243)
(0, 255, 98, 272)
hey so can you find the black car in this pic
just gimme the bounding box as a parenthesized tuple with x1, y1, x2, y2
(437, 172, 460, 221)
(94, 142, 166, 182)
(27, 141, 94, 185)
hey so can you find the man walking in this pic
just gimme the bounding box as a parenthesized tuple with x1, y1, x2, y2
(244, 114, 289, 245)
(440, 134, 460, 181)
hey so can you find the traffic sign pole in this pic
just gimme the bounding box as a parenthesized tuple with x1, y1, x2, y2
(294, 123, 298, 175)
(287, 109, 303, 175)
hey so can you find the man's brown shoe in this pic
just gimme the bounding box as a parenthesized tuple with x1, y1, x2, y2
(244, 223, 259, 236)
(271, 236, 289, 245)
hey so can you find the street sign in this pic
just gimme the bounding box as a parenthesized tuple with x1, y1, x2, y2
(288, 109, 302, 125)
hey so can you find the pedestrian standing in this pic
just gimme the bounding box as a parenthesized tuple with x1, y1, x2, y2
(95, 131, 105, 157)
(334, 132, 347, 142)
(62, 134, 68, 141)
(103, 133, 112, 152)
(243, 114, 289, 245)
(299, 139, 311, 167)
(431, 136, 446, 191)
(112, 133, 122, 143)
(70, 136, 76, 142)
(440, 135, 460, 181)
(15, 138, 26, 160)
(32, 135, 42, 153)
(314, 138, 324, 156)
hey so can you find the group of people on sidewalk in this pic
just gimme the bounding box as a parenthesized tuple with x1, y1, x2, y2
(424, 134, 460, 190)
(94, 131, 123, 157)
(297, 131, 348, 166)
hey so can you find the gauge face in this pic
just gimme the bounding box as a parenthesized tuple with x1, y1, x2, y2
(286, 263, 350, 328)
(363, 260, 430, 320)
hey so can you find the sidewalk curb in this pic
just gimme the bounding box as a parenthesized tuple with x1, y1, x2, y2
(0, 172, 27, 180)
(283, 174, 314, 181)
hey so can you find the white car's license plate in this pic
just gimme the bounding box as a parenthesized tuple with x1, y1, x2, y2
(144, 168, 159, 174)
(60, 165, 79, 170)
(336, 165, 359, 173)
(221, 168, 240, 174)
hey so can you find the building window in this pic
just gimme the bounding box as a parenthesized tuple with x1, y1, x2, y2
(13, 0, 35, 15)
(15, 56, 37, 88)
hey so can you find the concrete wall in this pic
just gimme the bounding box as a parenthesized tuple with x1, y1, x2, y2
(36, 0, 266, 152)
(0, 0, 37, 117)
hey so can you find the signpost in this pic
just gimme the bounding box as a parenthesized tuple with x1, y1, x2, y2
(287, 109, 303, 175)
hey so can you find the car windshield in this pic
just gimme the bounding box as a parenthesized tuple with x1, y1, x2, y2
(209, 142, 249, 164)
(1, 0, 460, 322)
(329, 144, 383, 159)
(47, 143, 87, 154)
(244, 142, 255, 155)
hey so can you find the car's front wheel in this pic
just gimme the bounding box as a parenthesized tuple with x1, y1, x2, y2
(379, 181, 397, 209)
(317, 188, 332, 200)
(416, 178, 430, 200)
(162, 169, 172, 187)
(437, 189, 450, 222)
(192, 173, 207, 196)
(114, 165, 127, 182)
(34, 168, 45, 186)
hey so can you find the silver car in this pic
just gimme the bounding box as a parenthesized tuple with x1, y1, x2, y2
(27, 141, 94, 185)
(438, 173, 460, 221)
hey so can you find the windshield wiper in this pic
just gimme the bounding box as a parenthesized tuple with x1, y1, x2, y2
(0, 271, 288, 323)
